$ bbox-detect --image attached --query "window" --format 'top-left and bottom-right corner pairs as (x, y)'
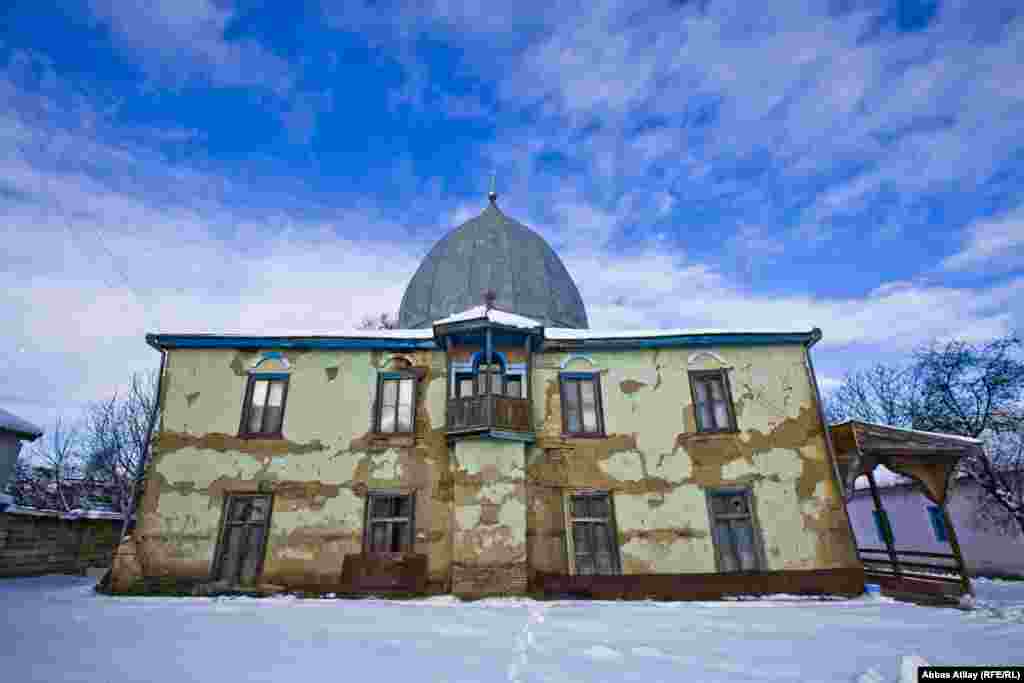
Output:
(364, 492), (415, 553)
(689, 370), (737, 433)
(455, 364), (522, 398)
(455, 373), (476, 398)
(505, 375), (523, 398)
(927, 505), (948, 543)
(239, 375), (289, 437)
(376, 374), (417, 433)
(706, 489), (764, 572)
(560, 373), (604, 436)
(213, 494), (273, 586)
(569, 492), (620, 575)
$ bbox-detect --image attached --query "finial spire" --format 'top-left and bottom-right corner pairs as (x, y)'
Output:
(483, 289), (497, 311)
(488, 170), (497, 203)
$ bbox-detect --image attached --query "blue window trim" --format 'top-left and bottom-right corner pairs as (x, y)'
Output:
(249, 372), (289, 380)
(560, 371), (600, 380)
(379, 371), (415, 380)
(927, 505), (949, 543)
(470, 350), (508, 371)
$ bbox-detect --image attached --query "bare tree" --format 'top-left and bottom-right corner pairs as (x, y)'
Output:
(826, 334), (1024, 536)
(357, 312), (400, 330)
(911, 336), (1024, 537)
(16, 416), (84, 512)
(81, 371), (158, 523)
(962, 427), (1024, 536)
(823, 363), (920, 427)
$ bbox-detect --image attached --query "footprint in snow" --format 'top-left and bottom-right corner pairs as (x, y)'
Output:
(582, 645), (623, 661)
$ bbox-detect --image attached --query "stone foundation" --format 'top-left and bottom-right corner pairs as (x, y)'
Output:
(452, 562), (528, 597)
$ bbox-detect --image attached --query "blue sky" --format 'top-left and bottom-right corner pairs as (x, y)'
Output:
(2, 0), (1023, 430)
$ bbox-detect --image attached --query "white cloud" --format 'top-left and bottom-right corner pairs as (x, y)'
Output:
(942, 208), (1024, 272)
(85, 0), (294, 93)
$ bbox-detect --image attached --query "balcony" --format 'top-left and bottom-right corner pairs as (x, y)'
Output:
(446, 395), (532, 435)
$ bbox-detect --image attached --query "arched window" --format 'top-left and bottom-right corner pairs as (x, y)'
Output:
(455, 353), (523, 398)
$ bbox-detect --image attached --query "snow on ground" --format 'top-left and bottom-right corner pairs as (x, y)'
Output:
(1, 576), (1021, 683)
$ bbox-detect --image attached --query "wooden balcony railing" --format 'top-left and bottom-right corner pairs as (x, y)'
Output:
(446, 395), (532, 434)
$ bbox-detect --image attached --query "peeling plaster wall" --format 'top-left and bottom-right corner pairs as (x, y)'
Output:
(132, 348), (453, 592)
(528, 345), (858, 576)
(120, 339), (857, 596)
(450, 439), (528, 595)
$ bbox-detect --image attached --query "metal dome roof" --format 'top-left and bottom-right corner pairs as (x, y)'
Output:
(398, 199), (589, 329)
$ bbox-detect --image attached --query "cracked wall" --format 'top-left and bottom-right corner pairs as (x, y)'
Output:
(527, 344), (858, 576)
(128, 347), (453, 592)
(118, 337), (858, 595)
(450, 439), (528, 595)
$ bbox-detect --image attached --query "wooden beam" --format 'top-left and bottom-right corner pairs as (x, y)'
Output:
(866, 467), (901, 578)
(525, 335), (533, 433)
(485, 327), (493, 428)
(941, 504), (973, 597)
(446, 337), (453, 401)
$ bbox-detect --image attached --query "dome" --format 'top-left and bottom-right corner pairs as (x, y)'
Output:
(399, 199), (589, 329)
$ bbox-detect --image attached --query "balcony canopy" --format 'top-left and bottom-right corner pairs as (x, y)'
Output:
(830, 420), (983, 505)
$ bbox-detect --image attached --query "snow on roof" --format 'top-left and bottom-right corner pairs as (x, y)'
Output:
(434, 306), (543, 329)
(3, 505), (126, 520)
(545, 328), (816, 340)
(153, 328), (435, 340)
(852, 465), (914, 490)
(0, 407), (43, 439)
(833, 420), (984, 445)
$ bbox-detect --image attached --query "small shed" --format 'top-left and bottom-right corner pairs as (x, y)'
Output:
(831, 420), (983, 602)
(0, 408), (44, 511)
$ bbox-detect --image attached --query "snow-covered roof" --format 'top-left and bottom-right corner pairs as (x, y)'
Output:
(545, 328), (818, 340)
(831, 420), (983, 445)
(0, 407), (43, 440)
(157, 328), (434, 340)
(434, 306), (543, 329)
(3, 505), (126, 520)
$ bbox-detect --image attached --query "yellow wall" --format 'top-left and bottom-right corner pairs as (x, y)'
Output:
(140, 347), (452, 591)
(124, 339), (857, 594)
(528, 344), (858, 575)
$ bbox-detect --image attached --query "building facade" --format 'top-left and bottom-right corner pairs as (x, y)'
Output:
(109, 198), (862, 598)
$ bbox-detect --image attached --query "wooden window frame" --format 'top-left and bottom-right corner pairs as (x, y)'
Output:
(559, 372), (606, 438)
(210, 492), (274, 584)
(565, 490), (621, 576)
(688, 369), (739, 434)
(454, 372), (476, 398)
(362, 490), (417, 555)
(704, 486), (767, 573)
(374, 371), (418, 434)
(238, 373), (290, 439)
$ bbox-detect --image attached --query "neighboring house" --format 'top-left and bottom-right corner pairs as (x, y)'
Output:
(109, 194), (863, 599)
(0, 408), (43, 511)
(846, 468), (1024, 579)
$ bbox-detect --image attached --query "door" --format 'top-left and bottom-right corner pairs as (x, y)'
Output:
(213, 494), (272, 585)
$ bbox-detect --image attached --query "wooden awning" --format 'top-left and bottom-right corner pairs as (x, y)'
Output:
(830, 421), (983, 505)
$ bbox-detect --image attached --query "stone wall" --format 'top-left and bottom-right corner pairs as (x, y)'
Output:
(0, 510), (122, 577)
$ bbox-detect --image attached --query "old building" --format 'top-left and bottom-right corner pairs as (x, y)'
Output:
(0, 408), (43, 512)
(109, 195), (863, 598)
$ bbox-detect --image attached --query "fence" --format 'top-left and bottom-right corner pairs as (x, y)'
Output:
(0, 507), (124, 577)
